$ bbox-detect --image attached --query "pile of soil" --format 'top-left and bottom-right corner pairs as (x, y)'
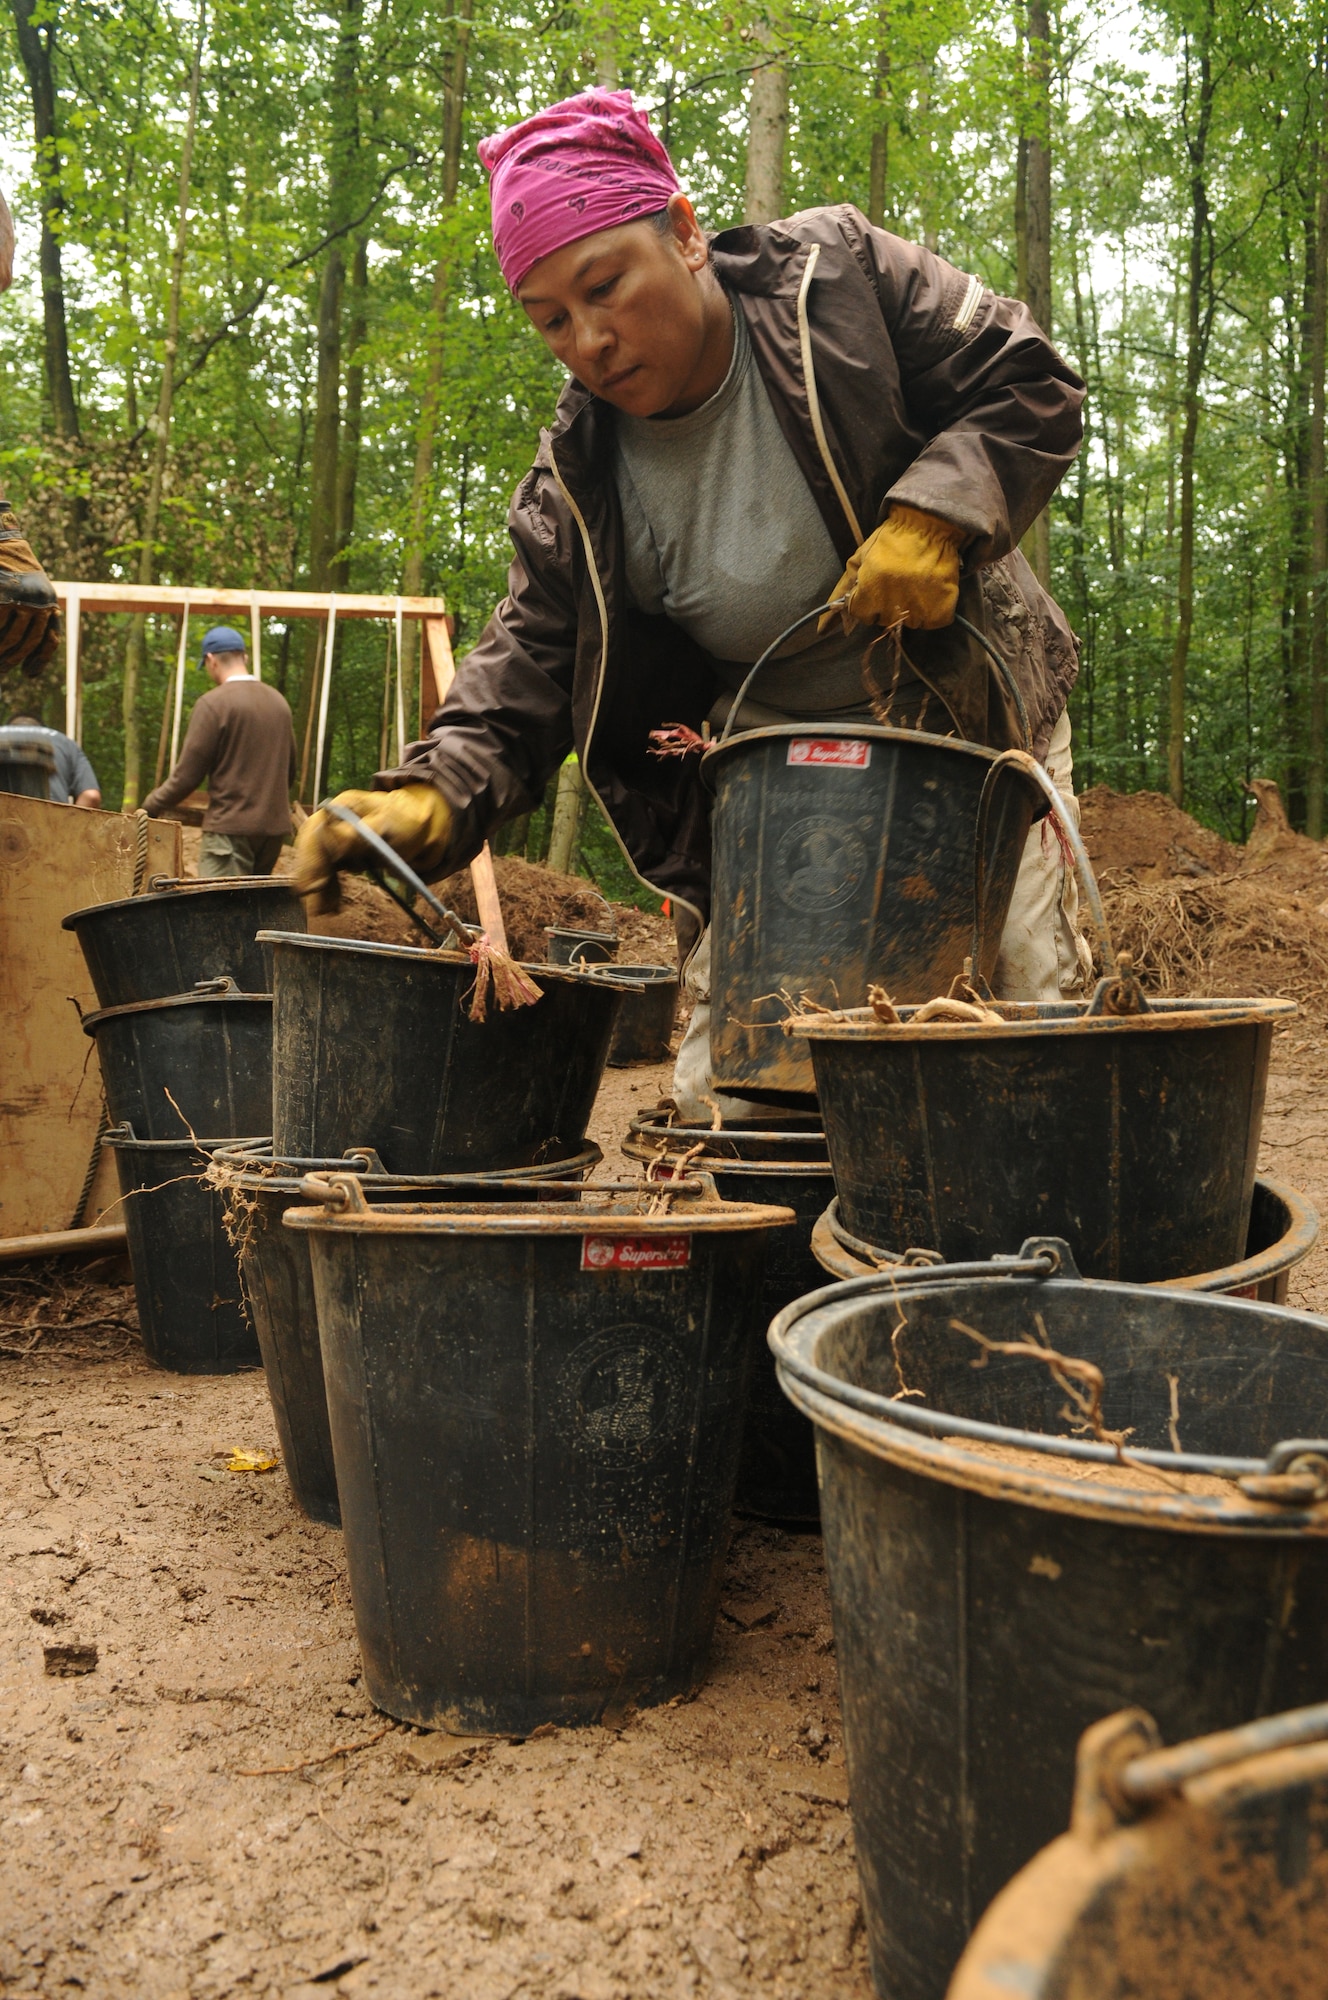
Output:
(1081, 783), (1328, 1026)
(183, 828), (676, 967)
(1077, 786), (1237, 880)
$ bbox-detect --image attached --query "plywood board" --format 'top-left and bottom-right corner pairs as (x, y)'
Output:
(0, 800), (179, 1239)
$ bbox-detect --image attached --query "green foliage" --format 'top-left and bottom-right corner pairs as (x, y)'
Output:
(0, 0), (1325, 848)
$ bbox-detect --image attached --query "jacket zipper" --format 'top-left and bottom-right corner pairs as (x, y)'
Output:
(548, 436), (704, 934)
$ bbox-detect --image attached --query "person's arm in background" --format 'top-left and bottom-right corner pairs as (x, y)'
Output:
(70, 740), (100, 809)
(142, 699), (220, 816)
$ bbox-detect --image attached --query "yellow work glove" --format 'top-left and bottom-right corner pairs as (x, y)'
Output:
(0, 504), (59, 675)
(292, 785), (454, 916)
(821, 503), (964, 635)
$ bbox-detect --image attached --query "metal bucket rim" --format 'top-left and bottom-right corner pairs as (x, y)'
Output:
(83, 989), (272, 1032)
(809, 1176), (1320, 1292)
(544, 924), (619, 942)
(593, 963), (677, 984)
(629, 1111), (824, 1141)
(623, 1136), (832, 1177)
(789, 995), (1297, 1042)
(769, 1272), (1328, 1533)
(211, 1139), (604, 1192)
(63, 877), (298, 927)
(256, 928), (632, 988)
(285, 1194), (798, 1235)
(105, 1133), (264, 1155)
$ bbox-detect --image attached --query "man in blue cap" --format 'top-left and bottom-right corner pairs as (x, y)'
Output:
(144, 626), (296, 877)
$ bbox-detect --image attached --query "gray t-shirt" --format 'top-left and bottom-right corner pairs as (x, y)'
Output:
(7, 723), (100, 802)
(613, 297), (874, 728)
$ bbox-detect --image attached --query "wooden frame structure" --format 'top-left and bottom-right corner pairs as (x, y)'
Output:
(51, 582), (457, 794)
(48, 580), (510, 950)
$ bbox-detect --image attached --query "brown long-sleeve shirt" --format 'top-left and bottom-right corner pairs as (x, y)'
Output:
(145, 676), (296, 835)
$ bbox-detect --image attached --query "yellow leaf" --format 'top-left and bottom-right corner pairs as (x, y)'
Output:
(225, 1448), (278, 1474)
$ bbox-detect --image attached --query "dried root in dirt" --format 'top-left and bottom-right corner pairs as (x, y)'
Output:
(1097, 872), (1328, 1022)
(0, 1264), (139, 1358)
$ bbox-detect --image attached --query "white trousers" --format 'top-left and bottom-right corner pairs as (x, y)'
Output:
(671, 710), (1089, 1119)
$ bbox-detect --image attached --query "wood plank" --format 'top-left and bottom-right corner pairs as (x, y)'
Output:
(420, 614), (455, 728)
(51, 582), (448, 621)
(0, 799), (179, 1238)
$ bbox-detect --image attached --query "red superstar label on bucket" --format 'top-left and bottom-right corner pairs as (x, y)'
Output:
(580, 1235), (692, 1273)
(787, 738), (872, 769)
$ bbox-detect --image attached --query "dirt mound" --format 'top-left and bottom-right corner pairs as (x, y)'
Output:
(1081, 780), (1328, 1023)
(1078, 786), (1236, 880)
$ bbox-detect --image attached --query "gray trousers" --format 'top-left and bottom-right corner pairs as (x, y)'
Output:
(197, 832), (285, 878)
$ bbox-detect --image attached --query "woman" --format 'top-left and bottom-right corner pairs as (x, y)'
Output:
(296, 89), (1090, 1111)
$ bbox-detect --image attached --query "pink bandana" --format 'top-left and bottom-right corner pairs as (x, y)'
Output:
(479, 89), (682, 294)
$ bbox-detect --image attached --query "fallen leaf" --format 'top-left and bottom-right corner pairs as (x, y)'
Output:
(225, 1449), (277, 1474)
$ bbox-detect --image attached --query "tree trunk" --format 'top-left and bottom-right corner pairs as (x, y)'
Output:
(299, 0), (363, 757)
(400, 0), (473, 709)
(868, 5), (890, 227)
(332, 234), (368, 593)
(1167, 21), (1215, 808)
(121, 4), (204, 810)
(1017, 0), (1053, 588)
(547, 757), (587, 875)
(592, 0), (618, 87)
(1307, 69), (1328, 836)
(743, 21), (788, 225)
(10, 0), (80, 444)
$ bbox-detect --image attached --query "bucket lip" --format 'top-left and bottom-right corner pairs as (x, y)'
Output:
(788, 994), (1297, 1042)
(62, 877), (301, 928)
(255, 928), (631, 988)
(768, 1272), (1328, 1534)
(630, 1110), (824, 1139)
(808, 1174), (1320, 1291)
(209, 1137), (604, 1192)
(284, 1192), (798, 1235)
(82, 987), (272, 1031)
(544, 923), (619, 942)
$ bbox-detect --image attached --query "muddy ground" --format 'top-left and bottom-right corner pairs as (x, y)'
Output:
(0, 1041), (868, 2000)
(5, 787), (1328, 1999)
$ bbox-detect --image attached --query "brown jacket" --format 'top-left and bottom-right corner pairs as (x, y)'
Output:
(379, 206), (1085, 928)
(145, 676), (296, 836)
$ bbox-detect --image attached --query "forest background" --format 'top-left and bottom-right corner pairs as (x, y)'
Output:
(1, 0), (1325, 899)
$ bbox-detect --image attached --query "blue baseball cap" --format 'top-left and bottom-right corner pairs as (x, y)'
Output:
(199, 624), (246, 663)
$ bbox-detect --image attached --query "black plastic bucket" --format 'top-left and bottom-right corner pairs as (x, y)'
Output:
(600, 965), (678, 1065)
(83, 979), (273, 1140)
(545, 925), (618, 966)
(949, 1701), (1328, 2000)
(702, 725), (1044, 1100)
(211, 1140), (602, 1528)
(770, 1243), (1328, 2000)
(64, 877), (304, 1007)
(812, 1173), (1320, 1305)
(794, 995), (1294, 1283)
(625, 1118), (832, 1520)
(263, 931), (627, 1173)
(106, 1127), (261, 1373)
(288, 1176), (794, 1732)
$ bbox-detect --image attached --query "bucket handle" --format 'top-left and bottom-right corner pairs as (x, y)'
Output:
(319, 799), (476, 953)
(716, 602), (1034, 751)
(967, 748), (1148, 1014)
